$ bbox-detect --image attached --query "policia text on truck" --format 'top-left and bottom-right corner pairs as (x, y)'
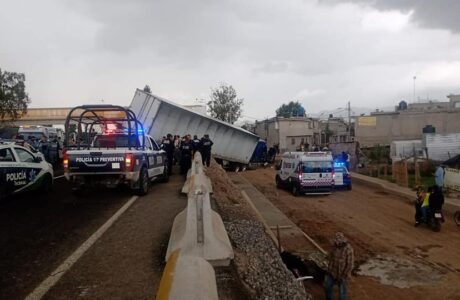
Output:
(63, 105), (169, 195)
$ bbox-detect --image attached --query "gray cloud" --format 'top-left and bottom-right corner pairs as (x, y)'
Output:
(321, 0), (460, 33)
(1, 0), (460, 120)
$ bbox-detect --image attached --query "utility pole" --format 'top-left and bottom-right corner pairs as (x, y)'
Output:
(347, 101), (351, 142)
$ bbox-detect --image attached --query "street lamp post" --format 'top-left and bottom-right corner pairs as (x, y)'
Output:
(413, 76), (416, 103)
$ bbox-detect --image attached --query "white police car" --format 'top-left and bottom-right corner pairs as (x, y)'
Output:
(0, 141), (53, 199)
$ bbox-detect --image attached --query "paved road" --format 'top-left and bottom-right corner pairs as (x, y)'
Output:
(0, 173), (186, 299)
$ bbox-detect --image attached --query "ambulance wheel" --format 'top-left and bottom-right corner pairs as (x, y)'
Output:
(276, 176), (282, 188)
(135, 168), (150, 196)
(291, 184), (300, 197)
(454, 211), (460, 226)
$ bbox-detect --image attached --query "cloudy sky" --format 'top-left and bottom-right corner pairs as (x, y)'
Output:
(1, 0), (460, 120)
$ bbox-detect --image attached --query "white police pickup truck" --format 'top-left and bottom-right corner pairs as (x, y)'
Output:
(63, 105), (169, 195)
(0, 141), (53, 199)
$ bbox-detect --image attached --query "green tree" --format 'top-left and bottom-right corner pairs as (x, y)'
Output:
(143, 85), (152, 93)
(0, 69), (30, 125)
(207, 84), (243, 124)
(275, 101), (304, 117)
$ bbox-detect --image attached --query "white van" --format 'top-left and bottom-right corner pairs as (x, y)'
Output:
(275, 151), (334, 196)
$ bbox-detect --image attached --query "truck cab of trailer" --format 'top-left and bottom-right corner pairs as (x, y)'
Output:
(276, 151), (334, 196)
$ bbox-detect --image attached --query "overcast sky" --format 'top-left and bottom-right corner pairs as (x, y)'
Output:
(1, 0), (460, 120)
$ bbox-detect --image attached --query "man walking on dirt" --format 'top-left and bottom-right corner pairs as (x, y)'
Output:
(324, 232), (354, 300)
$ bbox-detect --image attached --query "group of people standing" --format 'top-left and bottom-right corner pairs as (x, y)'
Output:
(161, 133), (213, 177)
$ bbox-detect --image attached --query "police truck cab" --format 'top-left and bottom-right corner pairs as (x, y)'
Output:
(276, 151), (334, 196)
(63, 105), (168, 195)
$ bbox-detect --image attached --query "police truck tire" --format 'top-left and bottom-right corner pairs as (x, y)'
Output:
(135, 168), (150, 196)
(160, 164), (169, 183)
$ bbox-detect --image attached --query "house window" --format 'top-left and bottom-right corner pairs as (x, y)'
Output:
(291, 138), (295, 145)
(301, 138), (305, 144)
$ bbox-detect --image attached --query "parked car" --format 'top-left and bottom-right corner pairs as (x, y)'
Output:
(333, 162), (352, 190)
(0, 141), (53, 199)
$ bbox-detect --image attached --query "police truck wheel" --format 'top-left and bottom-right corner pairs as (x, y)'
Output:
(136, 168), (150, 196)
(292, 184), (299, 197)
(160, 164), (169, 183)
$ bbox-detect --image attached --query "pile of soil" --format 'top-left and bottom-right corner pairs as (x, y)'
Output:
(205, 161), (310, 300)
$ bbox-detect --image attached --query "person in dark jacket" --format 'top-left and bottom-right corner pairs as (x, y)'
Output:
(192, 135), (201, 154)
(429, 185), (445, 214)
(161, 133), (175, 175)
(199, 134), (213, 167)
(180, 135), (194, 176)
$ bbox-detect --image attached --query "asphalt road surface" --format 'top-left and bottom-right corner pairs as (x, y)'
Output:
(0, 173), (186, 299)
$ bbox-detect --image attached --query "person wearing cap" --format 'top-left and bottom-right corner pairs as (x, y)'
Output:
(179, 134), (194, 176)
(192, 135), (201, 155)
(199, 134), (214, 167)
(324, 232), (354, 300)
(161, 133), (174, 175)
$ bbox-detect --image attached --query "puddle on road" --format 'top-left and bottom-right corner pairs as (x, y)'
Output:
(357, 255), (445, 288)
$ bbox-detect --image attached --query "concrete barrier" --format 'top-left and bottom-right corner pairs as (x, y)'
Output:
(166, 193), (233, 266)
(182, 152), (213, 194)
(167, 151), (233, 267)
(156, 249), (218, 300)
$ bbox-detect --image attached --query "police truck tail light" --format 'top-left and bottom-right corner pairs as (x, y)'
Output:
(125, 153), (134, 171)
(63, 152), (69, 171)
(297, 167), (302, 181)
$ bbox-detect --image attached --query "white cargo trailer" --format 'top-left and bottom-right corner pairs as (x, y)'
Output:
(129, 89), (259, 169)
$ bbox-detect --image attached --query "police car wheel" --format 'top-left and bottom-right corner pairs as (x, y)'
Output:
(136, 168), (150, 196)
(347, 184), (352, 191)
(40, 174), (53, 194)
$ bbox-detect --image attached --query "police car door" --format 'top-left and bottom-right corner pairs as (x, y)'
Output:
(10, 147), (44, 194)
(149, 137), (164, 176)
(143, 137), (156, 178)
